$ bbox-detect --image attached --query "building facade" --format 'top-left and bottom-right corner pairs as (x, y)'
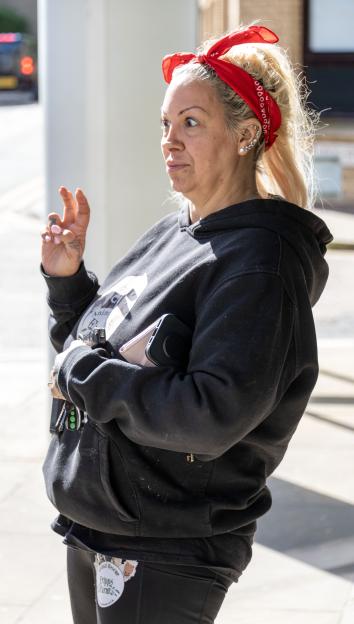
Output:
(198, 0), (354, 212)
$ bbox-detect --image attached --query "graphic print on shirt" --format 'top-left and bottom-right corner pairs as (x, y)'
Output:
(77, 274), (148, 342)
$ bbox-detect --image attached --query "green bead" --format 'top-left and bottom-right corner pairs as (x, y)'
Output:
(69, 415), (76, 423)
(69, 423), (76, 430)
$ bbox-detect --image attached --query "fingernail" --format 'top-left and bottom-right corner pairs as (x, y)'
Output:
(45, 235), (51, 242)
(54, 236), (61, 244)
(51, 224), (62, 234)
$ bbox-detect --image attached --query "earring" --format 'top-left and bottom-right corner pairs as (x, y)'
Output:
(240, 127), (262, 154)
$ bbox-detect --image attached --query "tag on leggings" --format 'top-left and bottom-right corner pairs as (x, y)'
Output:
(96, 560), (125, 608)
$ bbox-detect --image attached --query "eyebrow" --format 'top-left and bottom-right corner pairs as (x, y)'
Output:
(178, 106), (208, 115)
(160, 105), (209, 116)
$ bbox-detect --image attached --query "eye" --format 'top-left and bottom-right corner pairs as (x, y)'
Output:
(185, 117), (198, 128)
(160, 118), (170, 132)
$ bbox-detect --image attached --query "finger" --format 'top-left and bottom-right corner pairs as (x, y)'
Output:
(43, 222), (63, 245)
(51, 224), (62, 235)
(75, 188), (90, 229)
(41, 227), (52, 243)
(61, 228), (77, 245)
(48, 222), (63, 244)
(59, 186), (76, 225)
(48, 212), (63, 228)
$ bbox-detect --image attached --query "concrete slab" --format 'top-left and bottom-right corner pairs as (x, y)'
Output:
(221, 544), (353, 613)
(0, 462), (39, 502)
(341, 609), (354, 624)
(286, 536), (354, 578)
(0, 605), (28, 624)
(15, 573), (71, 624)
(274, 414), (354, 505)
(0, 464), (57, 535)
(317, 340), (354, 379)
(217, 608), (341, 624)
(339, 586), (354, 623)
(314, 209), (354, 247)
(0, 391), (48, 461)
(0, 533), (66, 606)
(313, 251), (354, 339)
(312, 371), (354, 398)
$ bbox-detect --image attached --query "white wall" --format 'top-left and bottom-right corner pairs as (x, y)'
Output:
(39, 0), (197, 281)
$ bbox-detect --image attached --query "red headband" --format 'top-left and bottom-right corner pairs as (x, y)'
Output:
(162, 26), (282, 150)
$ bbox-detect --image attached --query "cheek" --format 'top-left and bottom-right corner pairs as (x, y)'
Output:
(192, 134), (226, 172)
(190, 136), (216, 169)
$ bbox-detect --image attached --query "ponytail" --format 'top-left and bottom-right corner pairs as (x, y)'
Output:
(174, 22), (320, 210)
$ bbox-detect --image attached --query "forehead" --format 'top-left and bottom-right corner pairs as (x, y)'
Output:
(161, 75), (220, 114)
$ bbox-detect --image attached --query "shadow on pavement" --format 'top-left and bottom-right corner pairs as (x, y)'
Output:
(320, 368), (354, 385)
(310, 397), (354, 405)
(256, 476), (354, 582)
(306, 409), (354, 433)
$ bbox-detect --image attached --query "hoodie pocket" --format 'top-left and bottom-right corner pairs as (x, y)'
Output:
(42, 421), (140, 534)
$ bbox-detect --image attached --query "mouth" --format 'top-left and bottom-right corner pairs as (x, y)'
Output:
(166, 162), (189, 171)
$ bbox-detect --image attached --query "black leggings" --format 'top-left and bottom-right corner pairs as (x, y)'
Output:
(67, 546), (233, 624)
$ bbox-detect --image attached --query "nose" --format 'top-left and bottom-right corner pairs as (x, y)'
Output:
(161, 123), (184, 152)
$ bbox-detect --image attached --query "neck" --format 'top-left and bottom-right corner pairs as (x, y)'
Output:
(186, 158), (260, 223)
(188, 183), (260, 224)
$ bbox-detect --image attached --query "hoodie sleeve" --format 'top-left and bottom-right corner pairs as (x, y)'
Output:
(41, 261), (100, 353)
(56, 272), (295, 459)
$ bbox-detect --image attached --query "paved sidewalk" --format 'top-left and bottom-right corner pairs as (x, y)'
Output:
(0, 186), (353, 623)
(313, 206), (354, 249)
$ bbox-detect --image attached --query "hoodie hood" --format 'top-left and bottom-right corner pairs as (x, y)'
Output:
(178, 197), (333, 306)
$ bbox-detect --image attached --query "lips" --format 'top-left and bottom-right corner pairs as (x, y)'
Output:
(166, 161), (189, 170)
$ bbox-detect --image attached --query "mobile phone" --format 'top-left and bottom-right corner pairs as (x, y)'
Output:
(145, 314), (192, 368)
(119, 314), (192, 368)
(118, 319), (160, 367)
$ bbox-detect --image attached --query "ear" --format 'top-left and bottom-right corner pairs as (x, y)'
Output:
(238, 120), (262, 156)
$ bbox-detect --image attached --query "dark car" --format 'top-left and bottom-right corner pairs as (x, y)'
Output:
(0, 32), (38, 99)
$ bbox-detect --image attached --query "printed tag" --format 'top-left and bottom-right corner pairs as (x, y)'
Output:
(112, 557), (138, 582)
(96, 560), (125, 608)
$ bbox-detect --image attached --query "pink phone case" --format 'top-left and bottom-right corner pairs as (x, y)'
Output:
(118, 320), (159, 367)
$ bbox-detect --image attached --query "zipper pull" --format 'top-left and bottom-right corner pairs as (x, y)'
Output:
(186, 453), (195, 463)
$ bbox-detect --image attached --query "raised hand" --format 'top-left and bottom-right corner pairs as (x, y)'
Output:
(41, 186), (90, 277)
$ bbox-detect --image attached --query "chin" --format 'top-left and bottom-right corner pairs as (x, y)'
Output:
(169, 179), (193, 196)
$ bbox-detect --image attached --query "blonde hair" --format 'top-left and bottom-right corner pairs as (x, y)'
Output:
(173, 22), (320, 210)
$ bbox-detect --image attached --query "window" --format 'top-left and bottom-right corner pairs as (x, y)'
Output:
(309, 0), (354, 52)
(314, 156), (342, 198)
(304, 0), (354, 116)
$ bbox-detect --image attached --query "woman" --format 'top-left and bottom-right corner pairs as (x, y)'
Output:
(41, 24), (333, 624)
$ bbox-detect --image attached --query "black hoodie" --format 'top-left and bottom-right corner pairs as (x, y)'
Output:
(42, 197), (333, 581)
